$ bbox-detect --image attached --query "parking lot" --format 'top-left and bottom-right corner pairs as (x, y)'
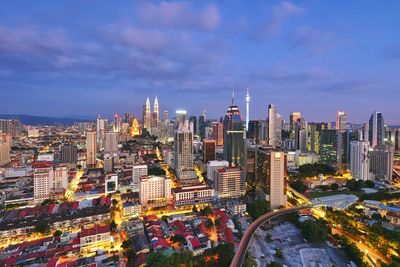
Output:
(247, 222), (348, 267)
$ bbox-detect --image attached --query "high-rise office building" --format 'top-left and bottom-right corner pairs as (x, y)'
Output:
(211, 122), (223, 146)
(203, 139), (216, 163)
(369, 147), (394, 181)
(206, 160), (229, 182)
(198, 112), (206, 139)
(0, 119), (22, 137)
(143, 97), (151, 130)
(319, 129), (338, 166)
(152, 96), (159, 128)
(163, 110), (169, 122)
(132, 165), (148, 192)
(113, 113), (122, 132)
(335, 111), (347, 131)
(189, 116), (197, 135)
(215, 166), (245, 199)
(350, 141), (370, 181)
(247, 120), (264, 144)
(245, 88), (250, 131)
(86, 131), (97, 167)
(0, 134), (11, 165)
(175, 110), (188, 128)
(61, 144), (78, 164)
(174, 120), (197, 184)
(246, 146), (287, 209)
(266, 104), (282, 148)
(368, 111), (385, 148)
(104, 132), (118, 154)
(96, 116), (108, 151)
(223, 96), (245, 167)
(290, 112), (302, 139)
(307, 122), (328, 154)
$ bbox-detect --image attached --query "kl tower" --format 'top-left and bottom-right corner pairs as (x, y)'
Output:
(245, 88), (250, 131)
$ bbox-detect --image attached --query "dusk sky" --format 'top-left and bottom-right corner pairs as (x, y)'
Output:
(1, 1), (400, 124)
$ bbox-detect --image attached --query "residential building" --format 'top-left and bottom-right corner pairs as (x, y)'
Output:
(350, 141), (370, 181)
(86, 131), (97, 167)
(369, 147), (394, 181)
(174, 120), (197, 184)
(132, 165), (148, 192)
(60, 144), (78, 164)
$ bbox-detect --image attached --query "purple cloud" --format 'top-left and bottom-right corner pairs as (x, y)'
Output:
(291, 26), (334, 53)
(139, 1), (220, 31)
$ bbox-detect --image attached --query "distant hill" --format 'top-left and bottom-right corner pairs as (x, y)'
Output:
(0, 114), (92, 125)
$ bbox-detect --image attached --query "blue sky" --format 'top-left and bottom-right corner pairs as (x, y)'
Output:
(1, 1), (400, 123)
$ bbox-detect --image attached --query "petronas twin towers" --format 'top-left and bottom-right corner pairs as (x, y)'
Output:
(143, 96), (159, 131)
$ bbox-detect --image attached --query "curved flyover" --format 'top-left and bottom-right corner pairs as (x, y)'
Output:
(230, 205), (312, 267)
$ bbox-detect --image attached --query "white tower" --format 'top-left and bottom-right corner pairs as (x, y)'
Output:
(245, 88), (250, 131)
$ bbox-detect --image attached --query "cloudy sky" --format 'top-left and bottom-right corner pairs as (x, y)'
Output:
(1, 1), (399, 123)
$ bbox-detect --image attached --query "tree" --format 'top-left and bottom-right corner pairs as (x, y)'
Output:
(247, 200), (270, 221)
(112, 199), (119, 206)
(200, 206), (213, 216)
(170, 234), (186, 246)
(266, 262), (282, 267)
(289, 179), (307, 193)
(299, 220), (327, 243)
(365, 180), (375, 188)
(53, 230), (62, 237)
(110, 220), (117, 232)
(331, 183), (339, 191)
(346, 179), (363, 191)
(206, 218), (214, 229)
(265, 233), (272, 242)
(34, 222), (50, 235)
(275, 248), (283, 258)
(41, 199), (57, 206)
(121, 239), (133, 250)
(192, 205), (198, 213)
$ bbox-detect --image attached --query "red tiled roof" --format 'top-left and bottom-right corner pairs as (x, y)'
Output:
(80, 224), (110, 238)
(189, 238), (201, 249)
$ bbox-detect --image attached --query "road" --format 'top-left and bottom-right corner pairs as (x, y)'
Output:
(229, 206), (312, 267)
(65, 169), (84, 201)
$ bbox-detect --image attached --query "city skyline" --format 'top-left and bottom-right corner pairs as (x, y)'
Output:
(1, 1), (400, 123)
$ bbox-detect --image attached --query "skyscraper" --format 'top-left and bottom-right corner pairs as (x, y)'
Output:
(0, 134), (11, 165)
(266, 104), (282, 148)
(113, 113), (121, 132)
(143, 97), (151, 130)
(104, 132), (118, 154)
(174, 120), (197, 184)
(152, 96), (159, 128)
(369, 147), (394, 181)
(335, 111), (347, 131)
(61, 144), (78, 164)
(223, 94), (245, 167)
(245, 88), (250, 131)
(96, 116), (108, 151)
(290, 112), (302, 139)
(198, 112), (206, 139)
(211, 122), (224, 146)
(189, 116), (197, 134)
(368, 111), (385, 148)
(350, 141), (370, 181)
(175, 110), (187, 128)
(86, 131), (97, 167)
(246, 146), (287, 209)
(203, 139), (216, 162)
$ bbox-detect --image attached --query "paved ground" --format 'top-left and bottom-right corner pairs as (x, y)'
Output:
(247, 222), (348, 267)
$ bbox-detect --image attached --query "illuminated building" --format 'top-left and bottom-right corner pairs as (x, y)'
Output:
(199, 112), (206, 139)
(33, 163), (68, 202)
(0, 119), (22, 137)
(132, 164), (148, 192)
(215, 166), (245, 199)
(189, 115), (197, 134)
(86, 131), (97, 167)
(139, 175), (171, 207)
(175, 110), (187, 128)
(152, 96), (159, 128)
(172, 185), (214, 208)
(336, 111), (347, 131)
(223, 92), (245, 167)
(143, 97), (151, 130)
(245, 88), (250, 131)
(113, 112), (122, 132)
(319, 129), (337, 166)
(369, 147), (394, 181)
(246, 146), (287, 209)
(267, 104), (282, 148)
(80, 225), (111, 254)
(211, 122), (223, 146)
(104, 132), (118, 154)
(131, 118), (141, 137)
(0, 134), (11, 165)
(96, 115), (108, 151)
(350, 141), (370, 181)
(206, 160), (229, 182)
(203, 139), (216, 162)
(290, 112), (302, 139)
(174, 120), (197, 184)
(61, 144), (78, 164)
(368, 111), (385, 148)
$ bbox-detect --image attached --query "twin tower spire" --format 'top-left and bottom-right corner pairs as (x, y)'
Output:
(144, 96), (159, 130)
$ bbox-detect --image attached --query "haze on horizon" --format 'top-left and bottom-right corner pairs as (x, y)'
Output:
(1, 1), (399, 124)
